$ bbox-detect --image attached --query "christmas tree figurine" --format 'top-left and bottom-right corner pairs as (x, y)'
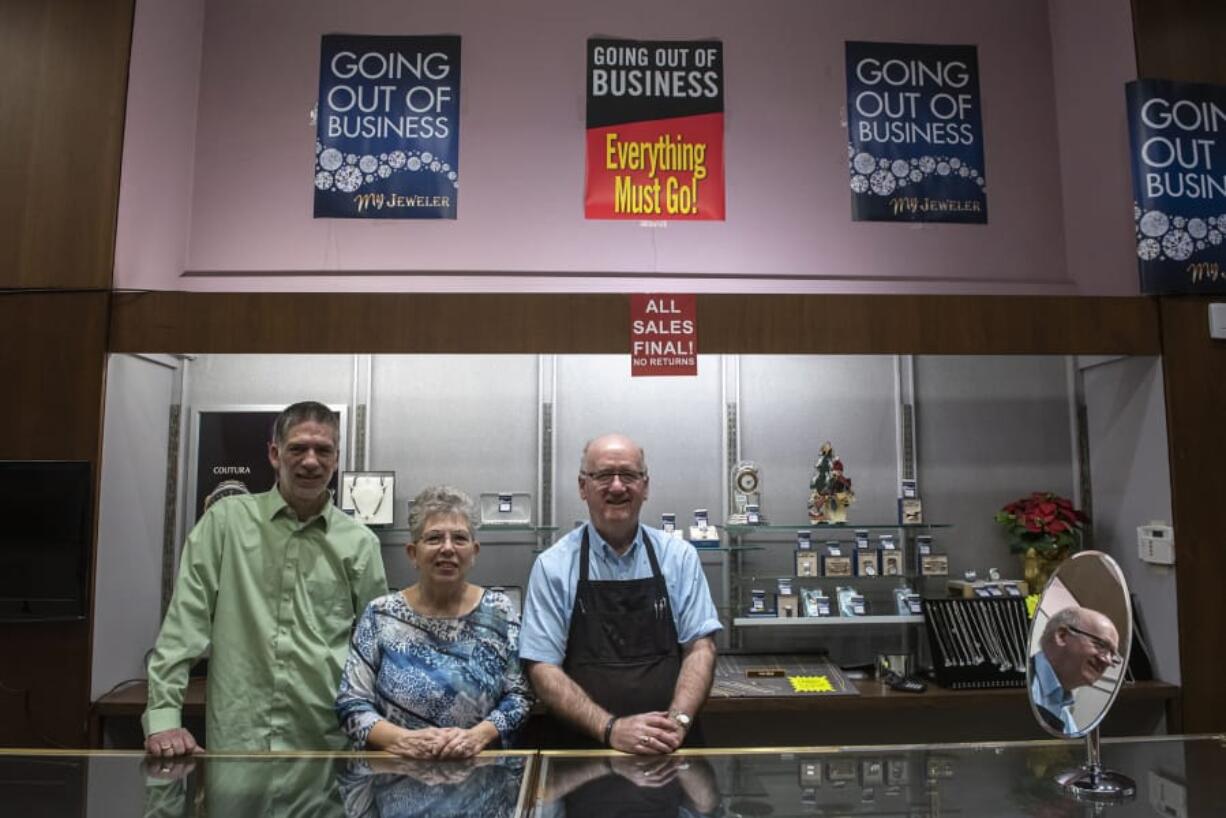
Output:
(808, 441), (855, 524)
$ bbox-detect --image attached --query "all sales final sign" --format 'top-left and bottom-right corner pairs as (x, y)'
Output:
(630, 295), (697, 377)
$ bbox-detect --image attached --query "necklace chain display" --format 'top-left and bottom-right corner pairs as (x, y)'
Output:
(349, 475), (389, 521)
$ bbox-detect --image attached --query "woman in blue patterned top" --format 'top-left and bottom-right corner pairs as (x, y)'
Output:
(336, 486), (533, 757)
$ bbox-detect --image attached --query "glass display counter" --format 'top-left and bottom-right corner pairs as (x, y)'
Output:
(3, 735), (1222, 817)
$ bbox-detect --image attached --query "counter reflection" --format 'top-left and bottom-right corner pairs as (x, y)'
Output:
(3, 736), (1219, 818)
(536, 755), (719, 818)
(532, 737), (1220, 818)
(134, 754), (529, 818)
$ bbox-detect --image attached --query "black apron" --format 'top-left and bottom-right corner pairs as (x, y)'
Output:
(554, 525), (698, 748)
(562, 770), (684, 818)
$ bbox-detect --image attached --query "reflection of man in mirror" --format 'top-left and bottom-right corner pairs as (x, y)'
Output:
(1031, 606), (1121, 733)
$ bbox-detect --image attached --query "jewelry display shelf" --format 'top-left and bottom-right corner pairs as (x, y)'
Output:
(723, 521), (951, 652)
(722, 522), (953, 536)
(694, 677), (1182, 744)
(375, 525), (560, 535)
(691, 544), (766, 554)
(375, 525), (560, 552)
(732, 614), (925, 627)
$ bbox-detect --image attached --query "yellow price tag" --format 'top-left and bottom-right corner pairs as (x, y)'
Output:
(1025, 594), (1040, 618)
(788, 675), (835, 693)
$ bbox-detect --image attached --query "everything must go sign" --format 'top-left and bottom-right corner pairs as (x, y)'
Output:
(585, 38), (725, 221)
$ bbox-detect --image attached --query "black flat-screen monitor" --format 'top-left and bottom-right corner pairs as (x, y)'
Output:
(0, 461), (92, 622)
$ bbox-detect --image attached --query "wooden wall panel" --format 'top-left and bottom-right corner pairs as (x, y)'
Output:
(0, 0), (132, 289)
(0, 291), (109, 747)
(110, 292), (628, 353)
(697, 295), (1158, 354)
(0, 293), (109, 457)
(1158, 298), (1226, 733)
(1133, 0), (1226, 84)
(110, 292), (1161, 355)
(1133, 0), (1226, 734)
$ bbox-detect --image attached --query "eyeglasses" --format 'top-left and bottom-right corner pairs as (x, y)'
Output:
(1065, 625), (1123, 666)
(581, 469), (647, 487)
(419, 530), (474, 548)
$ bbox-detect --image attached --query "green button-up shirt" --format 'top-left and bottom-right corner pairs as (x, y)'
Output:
(142, 488), (388, 750)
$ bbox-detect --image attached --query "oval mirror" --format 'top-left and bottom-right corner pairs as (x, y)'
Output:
(1026, 550), (1131, 738)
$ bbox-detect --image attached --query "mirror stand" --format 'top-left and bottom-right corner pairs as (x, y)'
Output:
(1054, 729), (1135, 801)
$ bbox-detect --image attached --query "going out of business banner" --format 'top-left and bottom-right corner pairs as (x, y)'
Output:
(1127, 78), (1226, 293)
(585, 38), (725, 220)
(313, 34), (460, 219)
(845, 41), (987, 223)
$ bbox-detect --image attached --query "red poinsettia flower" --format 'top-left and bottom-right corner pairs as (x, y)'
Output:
(994, 491), (1087, 556)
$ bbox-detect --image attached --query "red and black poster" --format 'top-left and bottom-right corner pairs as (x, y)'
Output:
(585, 39), (725, 220)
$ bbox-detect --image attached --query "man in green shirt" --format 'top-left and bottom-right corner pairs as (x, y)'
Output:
(143, 401), (388, 755)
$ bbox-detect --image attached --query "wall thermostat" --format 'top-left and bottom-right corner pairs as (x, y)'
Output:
(1137, 521), (1174, 565)
(1209, 302), (1226, 340)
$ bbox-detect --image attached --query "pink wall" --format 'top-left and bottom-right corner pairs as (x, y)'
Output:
(113, 0), (205, 288)
(115, 0), (1139, 294)
(1047, 0), (1138, 295)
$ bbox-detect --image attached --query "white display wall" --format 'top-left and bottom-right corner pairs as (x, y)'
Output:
(93, 352), (1177, 697)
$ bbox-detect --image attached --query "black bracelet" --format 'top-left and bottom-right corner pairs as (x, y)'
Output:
(602, 716), (618, 747)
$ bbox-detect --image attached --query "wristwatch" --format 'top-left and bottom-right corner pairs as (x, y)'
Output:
(670, 711), (692, 730)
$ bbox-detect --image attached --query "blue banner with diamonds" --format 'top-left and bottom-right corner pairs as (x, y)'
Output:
(845, 41), (986, 223)
(1127, 79), (1226, 293)
(313, 34), (459, 219)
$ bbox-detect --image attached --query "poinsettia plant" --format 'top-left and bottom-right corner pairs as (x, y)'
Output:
(995, 492), (1088, 556)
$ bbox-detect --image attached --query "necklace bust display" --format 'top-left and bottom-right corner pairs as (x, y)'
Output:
(343, 472), (395, 525)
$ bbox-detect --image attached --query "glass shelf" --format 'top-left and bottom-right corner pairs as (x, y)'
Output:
(743, 574), (918, 583)
(732, 614), (925, 627)
(375, 524), (558, 540)
(722, 522), (951, 535)
(477, 524), (559, 533)
(370, 527), (559, 534)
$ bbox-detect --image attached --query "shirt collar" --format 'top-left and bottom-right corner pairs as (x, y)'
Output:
(263, 487), (333, 532)
(588, 523), (643, 561)
(1033, 650), (1074, 709)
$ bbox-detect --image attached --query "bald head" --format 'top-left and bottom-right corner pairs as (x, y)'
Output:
(580, 434), (646, 474)
(1041, 606), (1120, 691)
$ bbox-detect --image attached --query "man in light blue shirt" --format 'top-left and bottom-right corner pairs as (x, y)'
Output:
(521, 433), (722, 754)
(1029, 606), (1121, 735)
(1030, 648), (1077, 733)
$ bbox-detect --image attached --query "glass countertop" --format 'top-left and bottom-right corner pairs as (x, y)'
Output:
(534, 736), (1225, 817)
(3, 735), (1222, 817)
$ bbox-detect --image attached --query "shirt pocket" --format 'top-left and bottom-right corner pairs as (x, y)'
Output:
(304, 571), (352, 632)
